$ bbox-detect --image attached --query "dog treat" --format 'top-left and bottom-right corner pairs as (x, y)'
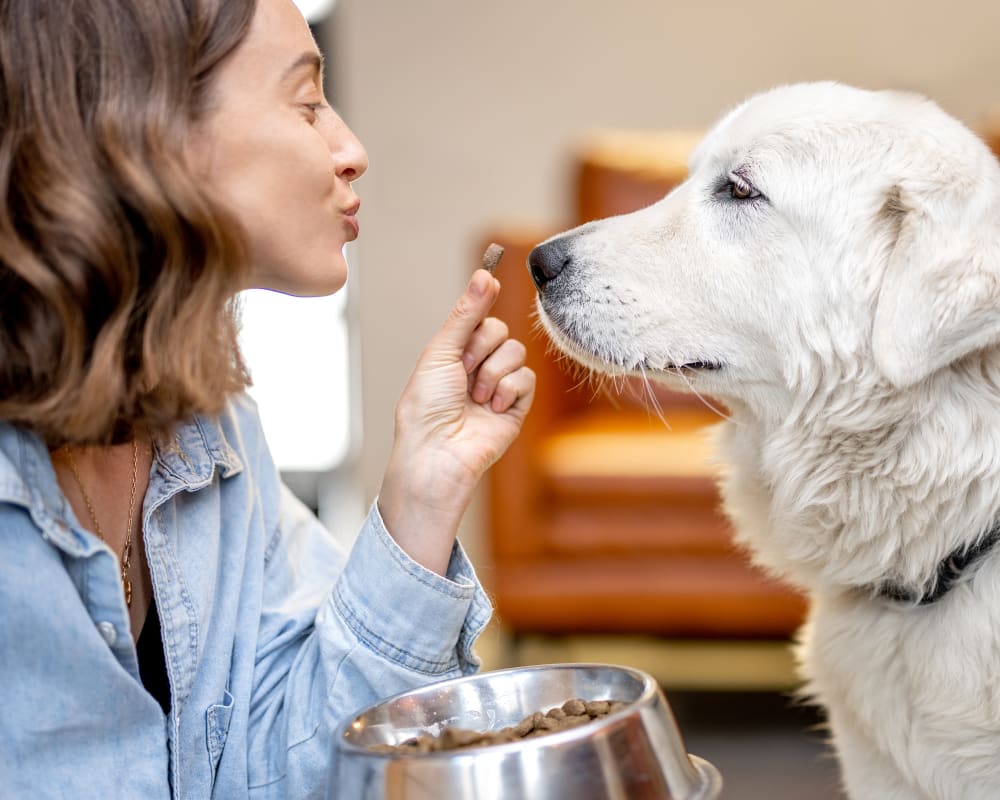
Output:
(369, 698), (629, 754)
(481, 243), (505, 275)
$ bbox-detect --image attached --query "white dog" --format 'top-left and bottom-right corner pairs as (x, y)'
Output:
(529, 82), (1000, 799)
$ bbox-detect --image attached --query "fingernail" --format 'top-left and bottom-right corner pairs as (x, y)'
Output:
(461, 352), (474, 371)
(470, 272), (487, 298)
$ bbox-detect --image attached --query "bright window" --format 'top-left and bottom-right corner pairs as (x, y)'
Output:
(238, 287), (352, 473)
(293, 0), (336, 23)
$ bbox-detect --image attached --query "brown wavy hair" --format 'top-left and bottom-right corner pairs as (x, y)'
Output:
(0, 0), (257, 445)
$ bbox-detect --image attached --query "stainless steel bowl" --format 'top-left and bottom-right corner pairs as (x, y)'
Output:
(331, 663), (722, 799)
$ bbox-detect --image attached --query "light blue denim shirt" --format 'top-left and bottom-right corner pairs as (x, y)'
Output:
(0, 394), (493, 799)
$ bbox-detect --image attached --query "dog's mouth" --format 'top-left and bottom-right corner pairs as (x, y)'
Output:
(657, 360), (723, 371)
(538, 308), (724, 376)
(635, 355), (725, 373)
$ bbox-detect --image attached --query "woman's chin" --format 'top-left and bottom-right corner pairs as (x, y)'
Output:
(250, 256), (349, 297)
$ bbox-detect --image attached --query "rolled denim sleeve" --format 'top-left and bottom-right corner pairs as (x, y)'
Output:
(249, 488), (492, 799)
(330, 501), (491, 676)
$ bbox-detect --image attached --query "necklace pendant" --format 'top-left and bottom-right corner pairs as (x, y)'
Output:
(123, 572), (132, 607)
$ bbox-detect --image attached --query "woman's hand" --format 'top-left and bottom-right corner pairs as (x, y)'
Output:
(378, 268), (535, 574)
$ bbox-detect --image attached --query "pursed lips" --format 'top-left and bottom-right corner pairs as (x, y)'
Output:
(341, 198), (360, 238)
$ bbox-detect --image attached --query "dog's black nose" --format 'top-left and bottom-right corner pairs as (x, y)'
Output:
(528, 238), (571, 290)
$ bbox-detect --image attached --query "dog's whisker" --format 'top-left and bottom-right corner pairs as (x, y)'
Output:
(673, 366), (737, 424)
(637, 366), (671, 429)
(593, 374), (615, 405)
(568, 369), (594, 395)
(594, 369), (629, 408)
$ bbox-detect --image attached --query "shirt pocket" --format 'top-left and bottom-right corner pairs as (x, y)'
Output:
(206, 690), (235, 778)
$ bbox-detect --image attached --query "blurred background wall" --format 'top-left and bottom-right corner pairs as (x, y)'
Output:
(325, 0), (1000, 564)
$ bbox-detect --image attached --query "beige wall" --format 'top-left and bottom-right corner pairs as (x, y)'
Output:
(326, 0), (1000, 561)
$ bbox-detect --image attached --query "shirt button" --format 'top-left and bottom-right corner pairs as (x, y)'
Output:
(96, 621), (118, 647)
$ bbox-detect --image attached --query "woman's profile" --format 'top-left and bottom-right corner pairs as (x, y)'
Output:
(0, 0), (535, 796)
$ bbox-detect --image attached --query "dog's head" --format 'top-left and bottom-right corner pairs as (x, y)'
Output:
(531, 82), (1000, 419)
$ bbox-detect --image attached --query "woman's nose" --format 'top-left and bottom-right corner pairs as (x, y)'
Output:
(327, 115), (368, 182)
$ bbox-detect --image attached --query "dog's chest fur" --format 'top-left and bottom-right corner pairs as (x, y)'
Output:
(715, 358), (1000, 595)
(714, 355), (1000, 797)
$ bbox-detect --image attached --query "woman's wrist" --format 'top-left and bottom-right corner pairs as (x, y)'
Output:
(377, 448), (477, 576)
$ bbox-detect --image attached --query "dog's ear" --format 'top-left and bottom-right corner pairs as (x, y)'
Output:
(871, 180), (1000, 388)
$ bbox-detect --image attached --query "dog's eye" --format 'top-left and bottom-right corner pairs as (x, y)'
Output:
(728, 176), (761, 201)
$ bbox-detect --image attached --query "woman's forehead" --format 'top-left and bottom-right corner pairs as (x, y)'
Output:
(232, 0), (321, 86)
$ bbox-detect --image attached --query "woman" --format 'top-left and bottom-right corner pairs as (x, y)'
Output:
(0, 0), (535, 797)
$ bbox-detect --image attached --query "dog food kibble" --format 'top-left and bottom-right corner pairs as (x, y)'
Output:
(369, 698), (629, 754)
(481, 243), (505, 275)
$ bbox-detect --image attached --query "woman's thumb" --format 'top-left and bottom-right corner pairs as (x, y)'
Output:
(430, 269), (499, 355)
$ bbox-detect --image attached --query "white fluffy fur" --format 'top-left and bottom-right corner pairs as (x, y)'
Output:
(534, 82), (1000, 799)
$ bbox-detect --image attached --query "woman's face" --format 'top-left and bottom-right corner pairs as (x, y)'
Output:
(189, 0), (368, 296)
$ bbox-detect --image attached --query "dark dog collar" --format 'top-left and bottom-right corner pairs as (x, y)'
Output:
(877, 523), (1000, 605)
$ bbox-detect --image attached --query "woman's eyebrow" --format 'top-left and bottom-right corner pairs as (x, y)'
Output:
(281, 51), (324, 84)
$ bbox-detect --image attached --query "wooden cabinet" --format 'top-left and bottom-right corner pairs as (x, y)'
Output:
(483, 132), (806, 638)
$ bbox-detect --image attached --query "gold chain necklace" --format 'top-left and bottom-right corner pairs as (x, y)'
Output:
(62, 439), (140, 608)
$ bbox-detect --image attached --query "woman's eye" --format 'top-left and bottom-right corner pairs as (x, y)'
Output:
(301, 101), (328, 120)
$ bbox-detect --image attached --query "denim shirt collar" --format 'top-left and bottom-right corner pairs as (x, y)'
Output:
(0, 414), (243, 558)
(156, 415), (244, 486)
